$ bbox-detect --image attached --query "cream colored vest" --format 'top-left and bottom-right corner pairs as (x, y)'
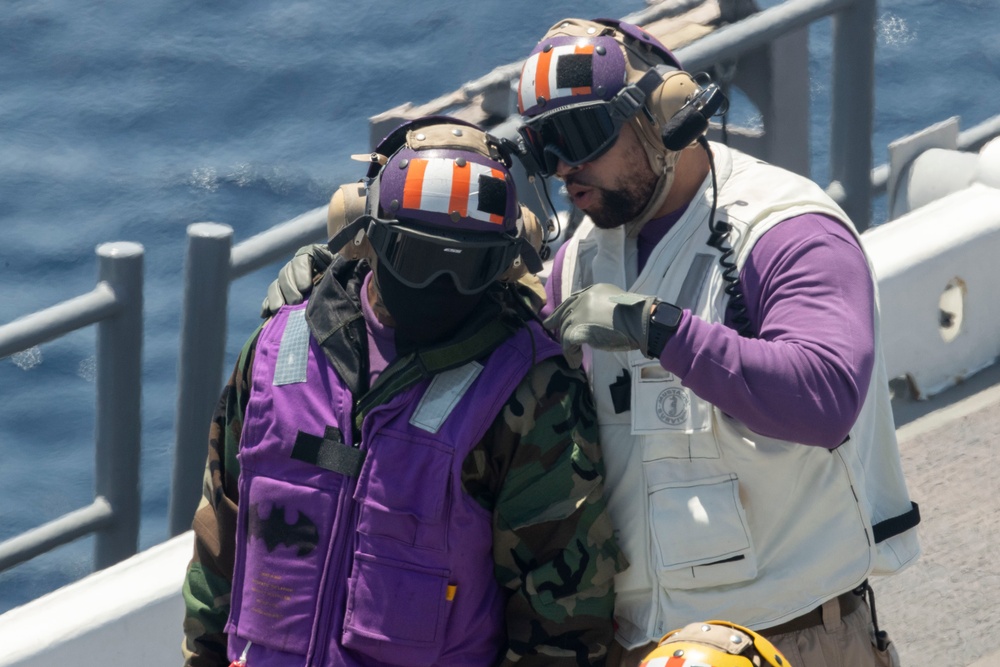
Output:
(558, 144), (919, 647)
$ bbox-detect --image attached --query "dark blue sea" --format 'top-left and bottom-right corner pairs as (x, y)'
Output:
(1, 0), (997, 614)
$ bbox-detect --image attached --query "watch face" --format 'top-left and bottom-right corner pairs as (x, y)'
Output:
(653, 303), (683, 329)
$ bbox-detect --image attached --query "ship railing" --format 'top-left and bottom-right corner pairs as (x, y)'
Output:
(167, 209), (328, 536)
(0, 243), (144, 573)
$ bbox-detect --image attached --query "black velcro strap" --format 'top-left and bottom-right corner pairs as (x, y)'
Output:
(872, 501), (920, 543)
(477, 174), (508, 217)
(555, 53), (594, 89)
(291, 426), (365, 477)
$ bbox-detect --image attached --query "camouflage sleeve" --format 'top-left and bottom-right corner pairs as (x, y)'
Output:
(464, 354), (628, 667)
(181, 329), (260, 667)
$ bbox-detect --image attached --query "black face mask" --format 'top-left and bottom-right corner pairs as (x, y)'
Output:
(375, 262), (486, 347)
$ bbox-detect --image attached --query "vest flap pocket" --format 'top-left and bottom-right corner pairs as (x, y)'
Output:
(229, 475), (335, 655)
(342, 552), (451, 666)
(358, 432), (452, 523)
(629, 356), (713, 442)
(648, 474), (758, 590)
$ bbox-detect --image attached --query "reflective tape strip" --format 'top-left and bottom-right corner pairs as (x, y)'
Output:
(273, 308), (310, 385)
(448, 157), (472, 219)
(518, 44), (594, 110)
(676, 253), (715, 311)
(409, 361), (483, 434)
(402, 155), (429, 211)
(402, 158), (504, 225)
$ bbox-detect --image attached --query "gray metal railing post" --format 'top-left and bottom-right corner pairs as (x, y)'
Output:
(94, 242), (144, 569)
(169, 223), (234, 536)
(830, 0), (876, 230)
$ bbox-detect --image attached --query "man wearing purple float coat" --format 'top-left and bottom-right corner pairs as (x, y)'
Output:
(518, 17), (920, 667)
(181, 118), (626, 667)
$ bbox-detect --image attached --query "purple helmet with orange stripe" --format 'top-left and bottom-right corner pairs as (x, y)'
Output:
(374, 123), (518, 236)
(341, 117), (540, 295)
(515, 18), (714, 229)
(517, 18), (682, 119)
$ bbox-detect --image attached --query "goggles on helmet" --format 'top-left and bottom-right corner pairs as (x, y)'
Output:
(365, 215), (520, 295)
(519, 68), (662, 177)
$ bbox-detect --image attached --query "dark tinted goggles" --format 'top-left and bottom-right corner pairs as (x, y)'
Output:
(365, 216), (520, 295)
(521, 102), (627, 177)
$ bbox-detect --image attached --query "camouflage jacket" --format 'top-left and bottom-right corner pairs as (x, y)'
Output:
(182, 259), (626, 667)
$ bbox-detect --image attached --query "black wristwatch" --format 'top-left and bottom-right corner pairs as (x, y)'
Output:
(646, 300), (683, 358)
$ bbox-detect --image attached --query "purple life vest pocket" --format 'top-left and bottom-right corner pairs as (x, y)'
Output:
(353, 431), (453, 552)
(228, 474), (338, 656)
(342, 550), (453, 666)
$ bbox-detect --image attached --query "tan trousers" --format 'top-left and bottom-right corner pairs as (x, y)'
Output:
(606, 599), (901, 667)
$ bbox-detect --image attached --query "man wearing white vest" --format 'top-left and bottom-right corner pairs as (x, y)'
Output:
(517, 17), (921, 667)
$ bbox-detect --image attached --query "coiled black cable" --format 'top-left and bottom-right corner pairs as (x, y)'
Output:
(698, 134), (752, 337)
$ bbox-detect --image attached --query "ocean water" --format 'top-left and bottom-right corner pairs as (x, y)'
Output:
(0, 0), (997, 614)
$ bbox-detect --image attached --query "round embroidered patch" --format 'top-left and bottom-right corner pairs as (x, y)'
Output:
(655, 387), (689, 426)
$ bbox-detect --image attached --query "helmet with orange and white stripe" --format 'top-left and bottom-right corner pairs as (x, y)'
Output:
(373, 120), (519, 236)
(639, 621), (792, 667)
(343, 117), (540, 295)
(516, 18), (715, 231)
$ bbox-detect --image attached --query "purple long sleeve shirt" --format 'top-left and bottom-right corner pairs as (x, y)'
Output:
(545, 211), (875, 448)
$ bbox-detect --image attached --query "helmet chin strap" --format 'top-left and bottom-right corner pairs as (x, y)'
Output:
(624, 114), (681, 237)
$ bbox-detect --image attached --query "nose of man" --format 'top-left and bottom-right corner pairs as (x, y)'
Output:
(554, 158), (583, 180)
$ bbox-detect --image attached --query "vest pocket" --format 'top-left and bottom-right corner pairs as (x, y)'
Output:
(629, 357), (718, 460)
(229, 474), (336, 656)
(648, 474), (758, 590)
(342, 551), (452, 666)
(355, 431), (452, 551)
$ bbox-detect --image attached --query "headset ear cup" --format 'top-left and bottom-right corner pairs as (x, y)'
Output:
(661, 105), (711, 151)
(648, 71), (704, 150)
(327, 182), (375, 263)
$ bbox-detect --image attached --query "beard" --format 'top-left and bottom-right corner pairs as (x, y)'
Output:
(565, 153), (658, 230)
(585, 178), (656, 229)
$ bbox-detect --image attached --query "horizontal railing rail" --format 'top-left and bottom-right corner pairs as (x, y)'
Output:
(0, 242), (144, 573)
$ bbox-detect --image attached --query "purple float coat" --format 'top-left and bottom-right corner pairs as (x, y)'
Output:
(225, 302), (561, 666)
(546, 211), (875, 448)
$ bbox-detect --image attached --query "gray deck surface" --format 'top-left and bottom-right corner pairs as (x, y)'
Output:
(878, 364), (1000, 666)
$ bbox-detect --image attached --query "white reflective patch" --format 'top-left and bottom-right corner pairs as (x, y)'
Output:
(416, 157), (456, 215)
(273, 309), (310, 385)
(518, 52), (542, 109)
(410, 361), (483, 433)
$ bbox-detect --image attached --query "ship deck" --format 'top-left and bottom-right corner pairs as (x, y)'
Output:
(882, 363), (1000, 666)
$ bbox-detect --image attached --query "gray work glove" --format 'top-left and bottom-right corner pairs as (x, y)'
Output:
(542, 283), (656, 368)
(260, 243), (335, 318)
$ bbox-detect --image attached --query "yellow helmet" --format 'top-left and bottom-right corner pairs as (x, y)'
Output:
(639, 621), (791, 667)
